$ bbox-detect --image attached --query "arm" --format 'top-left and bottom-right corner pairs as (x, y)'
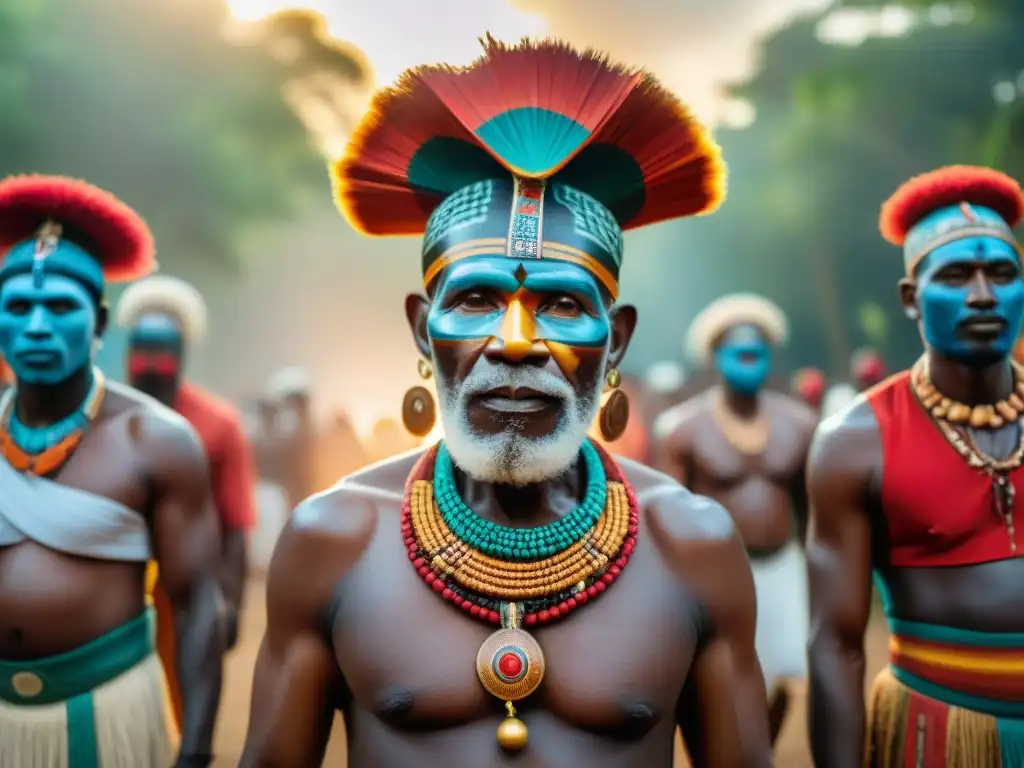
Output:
(653, 495), (771, 767)
(240, 496), (376, 767)
(805, 406), (876, 768)
(213, 414), (258, 646)
(146, 415), (224, 766)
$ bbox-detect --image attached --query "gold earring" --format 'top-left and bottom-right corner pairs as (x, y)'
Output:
(598, 368), (629, 443)
(402, 358), (437, 437)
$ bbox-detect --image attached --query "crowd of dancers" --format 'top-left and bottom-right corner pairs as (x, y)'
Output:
(0, 34), (1021, 768)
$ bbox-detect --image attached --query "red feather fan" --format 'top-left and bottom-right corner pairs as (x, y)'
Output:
(880, 165), (1024, 246)
(0, 175), (154, 282)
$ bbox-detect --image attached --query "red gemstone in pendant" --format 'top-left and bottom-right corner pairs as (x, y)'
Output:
(492, 645), (528, 683)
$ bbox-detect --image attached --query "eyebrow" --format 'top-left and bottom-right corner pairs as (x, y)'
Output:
(521, 271), (603, 305)
(438, 266), (522, 297)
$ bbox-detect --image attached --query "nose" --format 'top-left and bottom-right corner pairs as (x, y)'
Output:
(24, 306), (52, 340)
(966, 270), (997, 310)
(484, 296), (550, 364)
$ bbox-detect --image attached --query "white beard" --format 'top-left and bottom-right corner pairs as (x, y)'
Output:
(437, 361), (602, 486)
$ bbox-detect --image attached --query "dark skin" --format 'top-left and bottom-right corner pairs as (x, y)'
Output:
(653, 326), (817, 553)
(241, 277), (771, 767)
(0, 325), (223, 764)
(127, 310), (247, 647)
(806, 249), (1024, 767)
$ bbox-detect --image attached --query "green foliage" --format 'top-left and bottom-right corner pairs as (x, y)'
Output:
(705, 3), (1024, 374)
(0, 0), (330, 270)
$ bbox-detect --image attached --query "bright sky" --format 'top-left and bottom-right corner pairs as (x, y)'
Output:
(224, 0), (836, 125)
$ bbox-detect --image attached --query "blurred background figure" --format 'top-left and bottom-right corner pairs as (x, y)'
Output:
(790, 366), (827, 414)
(851, 346), (887, 390)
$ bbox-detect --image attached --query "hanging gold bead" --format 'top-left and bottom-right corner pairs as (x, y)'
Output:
(497, 702), (528, 751)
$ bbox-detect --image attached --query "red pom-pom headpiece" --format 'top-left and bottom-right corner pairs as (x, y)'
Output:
(879, 165), (1023, 246)
(0, 175), (154, 283)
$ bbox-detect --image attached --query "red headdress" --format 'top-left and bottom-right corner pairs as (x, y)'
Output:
(0, 175), (155, 286)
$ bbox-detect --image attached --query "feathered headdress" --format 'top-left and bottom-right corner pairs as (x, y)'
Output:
(880, 165), (1023, 276)
(686, 292), (788, 365)
(116, 275), (208, 343)
(332, 35), (726, 299)
(0, 175), (154, 297)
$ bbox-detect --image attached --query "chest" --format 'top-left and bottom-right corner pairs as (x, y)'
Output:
(333, 525), (699, 738)
(689, 419), (802, 487)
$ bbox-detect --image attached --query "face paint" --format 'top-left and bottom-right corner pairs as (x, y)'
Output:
(914, 236), (1024, 365)
(713, 324), (772, 396)
(0, 273), (96, 385)
(426, 257), (612, 484)
(127, 312), (183, 404)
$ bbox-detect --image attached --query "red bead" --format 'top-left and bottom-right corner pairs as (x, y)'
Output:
(586, 585), (598, 598)
(408, 543), (419, 555)
(424, 572), (437, 585)
(538, 609), (551, 623)
(470, 604), (481, 616)
(577, 591), (588, 604)
(407, 550), (417, 561)
(558, 601), (571, 615)
(498, 652), (523, 678)
(549, 606), (561, 619)
(453, 595), (464, 607)
(595, 580), (607, 592)
(566, 597), (577, 609)
(442, 588), (454, 601)
(609, 565), (621, 577)
(461, 600), (473, 612)
(616, 556), (627, 568)
(524, 613), (537, 626)
(622, 542), (635, 556)
(413, 558), (426, 569)
(417, 566), (431, 578)
(487, 610), (500, 624)
(431, 578), (445, 592)
(602, 573), (615, 585)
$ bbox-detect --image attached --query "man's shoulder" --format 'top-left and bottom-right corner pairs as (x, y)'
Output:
(651, 390), (713, 443)
(104, 381), (206, 467)
(763, 388), (818, 435)
(272, 449), (426, 579)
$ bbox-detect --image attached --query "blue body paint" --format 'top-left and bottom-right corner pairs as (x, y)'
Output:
(915, 235), (1024, 364)
(427, 257), (610, 347)
(714, 324), (772, 396)
(0, 273), (96, 385)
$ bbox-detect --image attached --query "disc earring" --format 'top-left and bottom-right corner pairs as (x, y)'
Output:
(598, 368), (629, 442)
(402, 358), (437, 437)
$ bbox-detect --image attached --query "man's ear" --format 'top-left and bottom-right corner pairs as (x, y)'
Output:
(897, 278), (920, 320)
(405, 293), (431, 358)
(607, 304), (638, 370)
(95, 302), (109, 338)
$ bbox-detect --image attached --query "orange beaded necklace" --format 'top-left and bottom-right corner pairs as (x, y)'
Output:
(0, 367), (106, 476)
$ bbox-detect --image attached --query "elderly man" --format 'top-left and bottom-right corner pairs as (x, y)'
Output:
(117, 274), (256, 730)
(807, 166), (1024, 765)
(241, 37), (771, 768)
(653, 293), (817, 747)
(0, 176), (222, 767)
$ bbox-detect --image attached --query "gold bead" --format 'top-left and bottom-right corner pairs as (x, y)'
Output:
(948, 403), (971, 423)
(605, 368), (621, 390)
(497, 716), (528, 751)
(969, 405), (993, 429)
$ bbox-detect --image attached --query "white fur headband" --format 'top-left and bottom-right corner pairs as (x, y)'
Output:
(686, 293), (789, 365)
(115, 275), (208, 344)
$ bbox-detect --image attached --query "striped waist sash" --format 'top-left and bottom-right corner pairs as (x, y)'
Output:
(888, 617), (1024, 719)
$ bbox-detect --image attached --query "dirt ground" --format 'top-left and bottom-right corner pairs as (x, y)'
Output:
(212, 579), (891, 767)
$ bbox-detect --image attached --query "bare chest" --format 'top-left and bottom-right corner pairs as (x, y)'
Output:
(332, 524), (701, 739)
(689, 422), (802, 490)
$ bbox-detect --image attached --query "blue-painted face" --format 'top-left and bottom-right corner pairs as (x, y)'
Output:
(427, 256), (610, 375)
(914, 236), (1024, 364)
(713, 324), (772, 396)
(0, 273), (97, 384)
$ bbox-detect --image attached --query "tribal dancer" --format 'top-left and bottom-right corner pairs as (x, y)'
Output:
(0, 177), (223, 767)
(116, 275), (256, 731)
(807, 166), (1024, 766)
(654, 293), (817, 747)
(242, 37), (771, 767)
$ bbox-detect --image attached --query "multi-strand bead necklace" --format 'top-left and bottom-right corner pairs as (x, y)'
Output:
(0, 366), (106, 476)
(401, 439), (638, 752)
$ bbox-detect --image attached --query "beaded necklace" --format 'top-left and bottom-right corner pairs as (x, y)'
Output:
(403, 440), (639, 753)
(0, 366), (106, 476)
(910, 356), (1024, 554)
